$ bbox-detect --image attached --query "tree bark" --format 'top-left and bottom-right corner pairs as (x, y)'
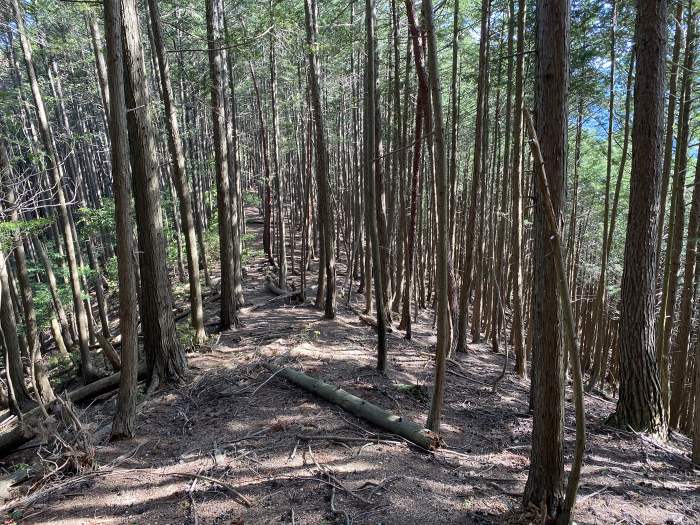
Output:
(10, 0), (98, 383)
(147, 0), (206, 344)
(264, 362), (440, 450)
(610, 0), (668, 439)
(103, 0), (140, 439)
(456, 0), (490, 353)
(305, 0), (336, 319)
(121, 0), (186, 386)
(523, 0), (569, 516)
(421, 0), (451, 434)
(510, 0), (526, 377)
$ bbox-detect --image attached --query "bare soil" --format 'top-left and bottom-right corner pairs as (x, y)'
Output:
(2, 209), (698, 524)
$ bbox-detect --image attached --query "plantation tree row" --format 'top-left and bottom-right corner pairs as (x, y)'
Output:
(0, 0), (699, 521)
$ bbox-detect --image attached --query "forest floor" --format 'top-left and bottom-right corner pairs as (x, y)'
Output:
(2, 207), (699, 525)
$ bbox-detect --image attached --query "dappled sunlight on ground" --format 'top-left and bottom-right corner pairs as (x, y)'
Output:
(3, 209), (697, 525)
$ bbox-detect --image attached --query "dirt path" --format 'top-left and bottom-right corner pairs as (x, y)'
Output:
(3, 208), (698, 525)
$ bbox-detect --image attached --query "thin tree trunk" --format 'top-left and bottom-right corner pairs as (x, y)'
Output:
(305, 0), (336, 319)
(365, 0), (387, 369)
(456, 0), (491, 353)
(421, 0), (450, 433)
(121, 0), (186, 386)
(104, 0), (140, 439)
(147, 0), (206, 344)
(269, 17), (288, 290)
(10, 0), (98, 383)
(510, 0), (526, 377)
(207, 0), (239, 330)
(523, 0), (569, 516)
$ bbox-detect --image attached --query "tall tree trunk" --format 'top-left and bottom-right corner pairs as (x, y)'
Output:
(121, 0), (186, 386)
(365, 0), (387, 369)
(657, 2), (696, 414)
(10, 0), (98, 383)
(587, 1), (617, 390)
(400, 2), (427, 340)
(305, 0), (336, 319)
(222, 13), (245, 309)
(611, 0), (668, 439)
(104, 0), (140, 439)
(456, 0), (491, 353)
(656, 0), (685, 279)
(269, 18), (288, 290)
(523, 0), (569, 516)
(207, 0), (239, 330)
(421, 0), (450, 433)
(670, 140), (700, 428)
(510, 0), (526, 377)
(147, 0), (206, 344)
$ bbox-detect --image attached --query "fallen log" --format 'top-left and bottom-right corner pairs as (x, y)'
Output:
(173, 292), (222, 323)
(95, 333), (121, 371)
(358, 313), (394, 333)
(263, 362), (440, 450)
(0, 364), (147, 456)
(263, 274), (290, 296)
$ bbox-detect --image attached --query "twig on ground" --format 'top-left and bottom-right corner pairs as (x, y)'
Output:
(165, 472), (252, 507)
(330, 485), (351, 525)
(187, 476), (199, 525)
(289, 439), (300, 460)
(307, 444), (371, 504)
(578, 484), (610, 503)
(246, 367), (287, 402)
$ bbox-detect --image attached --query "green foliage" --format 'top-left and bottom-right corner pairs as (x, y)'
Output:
(242, 232), (263, 266)
(77, 199), (116, 235)
(176, 323), (209, 348)
(0, 217), (52, 251)
(103, 256), (119, 291)
(243, 191), (261, 208)
(395, 383), (430, 403)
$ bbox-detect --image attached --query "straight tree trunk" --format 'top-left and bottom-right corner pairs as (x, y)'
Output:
(365, 0), (387, 370)
(657, 4), (696, 414)
(656, 0), (685, 279)
(121, 0), (186, 386)
(456, 0), (491, 353)
(587, 1), (617, 390)
(510, 0), (526, 377)
(10, 0), (99, 383)
(400, 3), (427, 340)
(269, 21), (288, 290)
(222, 13), (245, 309)
(146, 0), (206, 344)
(305, 0), (336, 319)
(207, 0), (239, 330)
(611, 0), (668, 439)
(421, 0), (451, 434)
(670, 141), (700, 428)
(523, 0), (569, 516)
(104, 0), (140, 439)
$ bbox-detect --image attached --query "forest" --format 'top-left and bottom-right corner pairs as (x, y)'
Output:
(0, 0), (698, 523)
